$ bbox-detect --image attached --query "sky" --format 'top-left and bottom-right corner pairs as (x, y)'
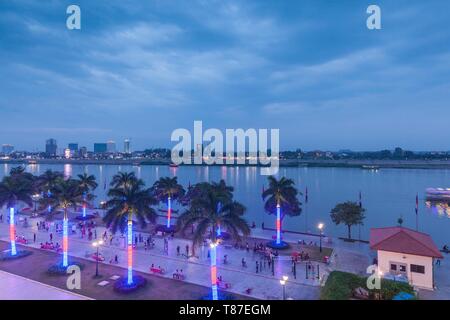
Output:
(1, 0), (450, 152)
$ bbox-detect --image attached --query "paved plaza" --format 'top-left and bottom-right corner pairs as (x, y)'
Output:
(1, 212), (447, 300)
(0, 270), (90, 300)
(0, 213), (323, 300)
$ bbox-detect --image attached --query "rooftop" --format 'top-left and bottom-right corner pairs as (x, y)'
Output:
(370, 226), (443, 259)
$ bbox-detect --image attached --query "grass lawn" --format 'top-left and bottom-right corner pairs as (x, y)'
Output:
(321, 271), (415, 300)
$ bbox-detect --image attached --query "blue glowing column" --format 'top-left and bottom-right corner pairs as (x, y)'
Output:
(82, 192), (87, 218)
(9, 207), (17, 256)
(127, 216), (133, 285)
(166, 196), (172, 228)
(47, 190), (52, 213)
(276, 203), (281, 245)
(216, 202), (222, 237)
(63, 213), (68, 267)
(210, 243), (218, 300)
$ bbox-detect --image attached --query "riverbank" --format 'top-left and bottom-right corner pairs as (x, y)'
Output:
(2, 158), (450, 169)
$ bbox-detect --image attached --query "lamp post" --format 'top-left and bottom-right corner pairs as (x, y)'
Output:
(318, 223), (324, 253)
(92, 240), (104, 278)
(280, 275), (288, 300)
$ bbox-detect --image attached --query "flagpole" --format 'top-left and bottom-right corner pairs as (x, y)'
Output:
(415, 193), (419, 231)
(359, 191), (362, 241)
(305, 187), (308, 232)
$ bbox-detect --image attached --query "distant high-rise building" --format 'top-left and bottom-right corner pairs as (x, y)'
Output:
(45, 139), (57, 156)
(107, 140), (116, 153)
(94, 143), (107, 154)
(124, 139), (131, 154)
(2, 144), (14, 154)
(68, 143), (79, 152)
(64, 148), (72, 159)
(80, 146), (88, 158)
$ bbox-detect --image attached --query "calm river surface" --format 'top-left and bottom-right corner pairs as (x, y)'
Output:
(2, 163), (449, 247)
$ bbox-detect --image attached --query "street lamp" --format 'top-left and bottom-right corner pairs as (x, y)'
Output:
(318, 223), (324, 253)
(92, 240), (104, 278)
(280, 275), (288, 300)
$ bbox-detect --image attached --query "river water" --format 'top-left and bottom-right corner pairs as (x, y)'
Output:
(1, 163), (449, 247)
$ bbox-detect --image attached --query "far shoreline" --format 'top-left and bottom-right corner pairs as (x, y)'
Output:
(2, 158), (450, 170)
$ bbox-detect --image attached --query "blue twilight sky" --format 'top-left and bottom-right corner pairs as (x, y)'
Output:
(1, 0), (450, 152)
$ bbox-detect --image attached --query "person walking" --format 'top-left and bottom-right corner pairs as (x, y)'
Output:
(185, 244), (189, 257)
(49, 233), (53, 242)
(33, 233), (36, 243)
(256, 261), (259, 273)
(176, 245), (180, 256)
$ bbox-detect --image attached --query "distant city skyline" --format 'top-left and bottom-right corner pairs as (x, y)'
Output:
(1, 138), (449, 154)
(1, 1), (450, 151)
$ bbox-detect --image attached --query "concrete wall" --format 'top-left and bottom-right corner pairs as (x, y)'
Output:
(378, 250), (434, 290)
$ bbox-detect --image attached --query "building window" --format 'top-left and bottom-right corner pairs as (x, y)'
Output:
(410, 264), (425, 274)
(390, 262), (407, 274)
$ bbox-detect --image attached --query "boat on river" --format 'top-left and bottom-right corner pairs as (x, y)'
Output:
(426, 188), (450, 201)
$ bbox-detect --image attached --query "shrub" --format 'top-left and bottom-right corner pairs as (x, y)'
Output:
(113, 275), (147, 293)
(47, 261), (84, 275)
(321, 271), (415, 300)
(0, 250), (32, 260)
(320, 271), (363, 300)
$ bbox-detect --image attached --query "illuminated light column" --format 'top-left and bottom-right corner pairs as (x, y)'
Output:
(210, 242), (218, 300)
(63, 214), (68, 267)
(82, 192), (87, 218)
(9, 207), (17, 256)
(216, 202), (222, 237)
(216, 224), (221, 237)
(166, 196), (172, 228)
(47, 190), (52, 213)
(276, 203), (281, 245)
(127, 216), (133, 285)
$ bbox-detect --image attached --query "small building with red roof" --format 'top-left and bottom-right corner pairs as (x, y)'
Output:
(370, 226), (443, 290)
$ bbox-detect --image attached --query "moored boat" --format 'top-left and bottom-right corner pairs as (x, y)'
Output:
(426, 188), (450, 201)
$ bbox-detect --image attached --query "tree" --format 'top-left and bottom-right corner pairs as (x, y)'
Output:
(177, 181), (250, 300)
(36, 170), (64, 213)
(48, 179), (83, 267)
(262, 176), (301, 245)
(104, 173), (157, 285)
(397, 215), (404, 227)
(76, 173), (98, 218)
(151, 177), (185, 229)
(110, 172), (138, 189)
(330, 201), (365, 239)
(0, 175), (33, 256)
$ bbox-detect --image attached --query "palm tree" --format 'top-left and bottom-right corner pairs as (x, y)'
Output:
(104, 173), (157, 285)
(0, 175), (33, 256)
(177, 181), (250, 300)
(110, 172), (138, 189)
(76, 173), (98, 218)
(48, 179), (83, 267)
(152, 177), (185, 229)
(36, 170), (64, 213)
(262, 176), (301, 246)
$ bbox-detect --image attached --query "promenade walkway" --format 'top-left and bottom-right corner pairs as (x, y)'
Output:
(0, 215), (323, 300)
(0, 270), (90, 300)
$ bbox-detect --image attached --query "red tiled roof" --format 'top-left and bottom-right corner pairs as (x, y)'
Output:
(370, 227), (443, 258)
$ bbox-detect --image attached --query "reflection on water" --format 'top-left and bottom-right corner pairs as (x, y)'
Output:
(1, 163), (449, 246)
(64, 164), (72, 179)
(426, 201), (450, 218)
